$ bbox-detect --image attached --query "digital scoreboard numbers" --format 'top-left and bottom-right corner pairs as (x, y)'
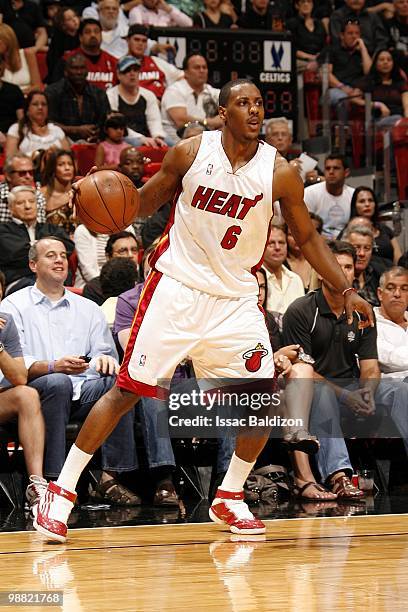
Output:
(151, 28), (297, 133)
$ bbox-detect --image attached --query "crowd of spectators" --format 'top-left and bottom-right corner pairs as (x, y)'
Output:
(0, 0), (407, 514)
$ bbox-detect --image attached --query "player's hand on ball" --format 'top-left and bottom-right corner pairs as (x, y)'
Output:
(69, 166), (99, 213)
(94, 355), (120, 376)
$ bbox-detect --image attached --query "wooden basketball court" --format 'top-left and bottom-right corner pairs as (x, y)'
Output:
(1, 514), (408, 610)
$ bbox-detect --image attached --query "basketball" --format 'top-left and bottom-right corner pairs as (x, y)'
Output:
(73, 170), (141, 234)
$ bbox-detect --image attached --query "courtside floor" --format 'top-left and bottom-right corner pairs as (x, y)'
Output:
(1, 498), (408, 611)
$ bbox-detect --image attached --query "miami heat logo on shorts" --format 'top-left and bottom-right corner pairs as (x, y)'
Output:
(242, 343), (268, 372)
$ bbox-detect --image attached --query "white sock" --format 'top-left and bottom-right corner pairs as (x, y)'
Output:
(56, 444), (93, 493)
(219, 452), (255, 493)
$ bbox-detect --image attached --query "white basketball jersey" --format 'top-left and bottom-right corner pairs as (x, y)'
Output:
(152, 130), (277, 298)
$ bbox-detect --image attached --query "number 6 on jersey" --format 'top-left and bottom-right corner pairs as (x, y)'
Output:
(220, 225), (242, 250)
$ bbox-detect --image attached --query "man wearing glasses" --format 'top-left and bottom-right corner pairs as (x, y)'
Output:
(0, 153), (46, 223)
(0, 186), (74, 294)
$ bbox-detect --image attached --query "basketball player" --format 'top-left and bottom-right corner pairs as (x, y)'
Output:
(34, 79), (373, 541)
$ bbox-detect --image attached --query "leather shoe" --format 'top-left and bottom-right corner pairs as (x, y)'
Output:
(153, 481), (179, 506)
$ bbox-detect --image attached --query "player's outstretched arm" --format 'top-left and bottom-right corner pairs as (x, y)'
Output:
(138, 135), (202, 217)
(275, 158), (374, 327)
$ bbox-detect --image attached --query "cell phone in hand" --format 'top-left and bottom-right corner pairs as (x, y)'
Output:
(79, 355), (92, 363)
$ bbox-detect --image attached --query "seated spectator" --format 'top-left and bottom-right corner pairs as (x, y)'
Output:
(83, 0), (129, 59)
(286, 213), (322, 291)
(330, 0), (389, 56)
(73, 224), (109, 289)
(39, 149), (77, 233)
(304, 154), (355, 239)
(285, 240), (408, 495)
(107, 56), (167, 147)
(0, 309), (46, 516)
(374, 266), (408, 383)
(99, 256), (139, 326)
(262, 223), (304, 328)
(1, 236), (139, 505)
(129, 0), (193, 26)
(0, 53), (25, 140)
(286, 0), (327, 72)
(123, 24), (183, 101)
(253, 267), (332, 501)
(113, 245), (179, 506)
(265, 117), (321, 183)
(42, 0), (61, 42)
(46, 7), (80, 83)
(362, 49), (408, 128)
(0, 153), (46, 223)
(5, 90), (69, 158)
(349, 186), (403, 263)
(282, 241), (364, 498)
(117, 145), (145, 187)
(193, 0), (235, 27)
(45, 52), (111, 143)
(117, 146), (148, 242)
(238, 0), (288, 29)
(0, 0), (48, 52)
(387, 0), (408, 76)
(61, 19), (118, 90)
(326, 20), (372, 121)
(375, 265), (408, 379)
(0, 186), (74, 292)
(95, 112), (131, 169)
(81, 230), (139, 302)
(343, 224), (388, 306)
(161, 54), (222, 144)
(0, 23), (42, 94)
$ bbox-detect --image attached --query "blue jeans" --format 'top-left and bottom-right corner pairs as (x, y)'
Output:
(29, 373), (137, 479)
(310, 380), (408, 482)
(309, 383), (353, 482)
(139, 397), (175, 468)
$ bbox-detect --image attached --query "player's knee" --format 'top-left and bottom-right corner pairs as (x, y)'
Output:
(113, 386), (139, 416)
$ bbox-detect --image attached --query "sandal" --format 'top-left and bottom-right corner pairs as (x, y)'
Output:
(292, 480), (337, 501)
(90, 478), (141, 506)
(330, 475), (365, 500)
(282, 429), (320, 455)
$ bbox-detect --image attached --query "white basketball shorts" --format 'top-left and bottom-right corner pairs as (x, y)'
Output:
(116, 271), (275, 399)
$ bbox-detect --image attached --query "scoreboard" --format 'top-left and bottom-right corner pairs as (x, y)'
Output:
(150, 28), (297, 135)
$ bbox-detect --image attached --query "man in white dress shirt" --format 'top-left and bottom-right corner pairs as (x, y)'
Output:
(375, 266), (408, 380)
(1, 237), (139, 504)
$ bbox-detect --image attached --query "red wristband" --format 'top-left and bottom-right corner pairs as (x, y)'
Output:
(342, 287), (357, 297)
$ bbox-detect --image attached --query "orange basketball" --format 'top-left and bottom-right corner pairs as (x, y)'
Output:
(73, 170), (140, 234)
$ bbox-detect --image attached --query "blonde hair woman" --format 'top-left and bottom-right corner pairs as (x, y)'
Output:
(0, 24), (42, 94)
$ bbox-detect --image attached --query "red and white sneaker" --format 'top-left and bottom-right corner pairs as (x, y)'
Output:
(209, 488), (266, 535)
(33, 482), (77, 543)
